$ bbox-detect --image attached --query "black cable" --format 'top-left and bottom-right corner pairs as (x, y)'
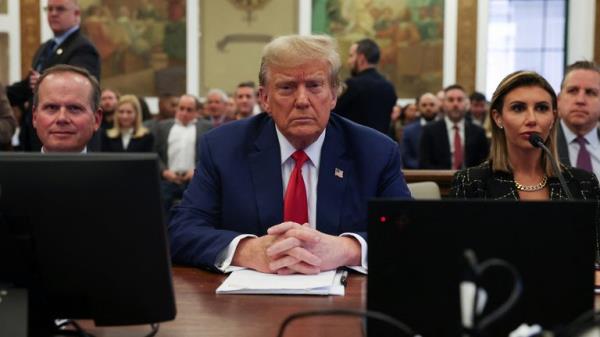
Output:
(53, 320), (159, 337)
(529, 134), (574, 199)
(475, 259), (523, 333)
(145, 323), (160, 337)
(54, 320), (96, 337)
(276, 308), (416, 337)
(554, 309), (600, 337)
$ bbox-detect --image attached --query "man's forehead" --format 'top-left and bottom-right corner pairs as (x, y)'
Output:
(101, 90), (116, 98)
(236, 87), (254, 95)
(270, 66), (329, 81)
(39, 73), (91, 96)
(207, 93), (223, 101)
(179, 96), (195, 106)
(49, 0), (76, 7)
(564, 70), (600, 88)
(445, 89), (465, 99)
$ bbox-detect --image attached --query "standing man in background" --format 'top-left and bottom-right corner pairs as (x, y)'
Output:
(334, 38), (397, 135)
(6, 0), (100, 151)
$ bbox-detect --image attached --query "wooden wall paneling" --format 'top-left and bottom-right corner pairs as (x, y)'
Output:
(456, 0), (477, 93)
(20, 0), (40, 78)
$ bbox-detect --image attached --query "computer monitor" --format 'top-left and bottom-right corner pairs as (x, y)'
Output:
(0, 153), (176, 336)
(368, 199), (597, 337)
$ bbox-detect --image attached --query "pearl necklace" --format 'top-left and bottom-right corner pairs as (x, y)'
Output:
(514, 175), (548, 192)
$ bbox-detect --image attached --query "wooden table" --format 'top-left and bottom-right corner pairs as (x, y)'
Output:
(80, 266), (366, 337)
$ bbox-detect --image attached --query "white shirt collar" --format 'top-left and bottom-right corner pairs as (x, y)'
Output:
(175, 118), (197, 127)
(444, 116), (464, 130)
(53, 25), (79, 46)
(561, 119), (599, 148)
(41, 146), (87, 153)
(275, 126), (326, 169)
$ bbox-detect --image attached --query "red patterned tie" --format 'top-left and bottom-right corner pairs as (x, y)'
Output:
(453, 125), (463, 170)
(284, 150), (309, 224)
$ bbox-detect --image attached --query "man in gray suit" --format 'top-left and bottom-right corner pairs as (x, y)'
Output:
(154, 94), (212, 214)
(557, 61), (600, 180)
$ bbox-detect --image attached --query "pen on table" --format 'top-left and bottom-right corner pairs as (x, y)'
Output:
(340, 270), (348, 286)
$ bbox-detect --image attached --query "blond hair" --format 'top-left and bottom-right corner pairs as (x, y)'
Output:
(107, 94), (149, 139)
(489, 70), (560, 176)
(258, 34), (341, 94)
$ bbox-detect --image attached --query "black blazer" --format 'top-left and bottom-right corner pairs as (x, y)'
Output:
(6, 28), (100, 151)
(334, 68), (397, 135)
(450, 161), (600, 200)
(418, 119), (489, 169)
(101, 131), (154, 153)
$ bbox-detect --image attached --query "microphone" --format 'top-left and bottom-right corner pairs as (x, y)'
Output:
(528, 133), (574, 199)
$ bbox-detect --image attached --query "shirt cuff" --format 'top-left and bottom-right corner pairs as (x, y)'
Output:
(340, 232), (368, 274)
(214, 234), (257, 273)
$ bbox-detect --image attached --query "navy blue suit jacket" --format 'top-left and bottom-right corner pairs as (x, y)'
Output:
(419, 119), (489, 169)
(401, 120), (424, 169)
(168, 113), (411, 270)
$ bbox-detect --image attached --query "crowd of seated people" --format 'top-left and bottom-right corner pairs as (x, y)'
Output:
(1, 30), (599, 229)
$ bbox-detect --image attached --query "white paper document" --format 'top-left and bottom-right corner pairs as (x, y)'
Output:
(216, 269), (346, 296)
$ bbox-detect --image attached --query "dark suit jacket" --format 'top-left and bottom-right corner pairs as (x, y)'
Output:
(449, 161), (600, 200)
(153, 118), (212, 173)
(168, 113), (412, 270)
(419, 119), (489, 169)
(557, 123), (600, 167)
(0, 82), (16, 148)
(401, 119), (425, 169)
(101, 131), (154, 152)
(334, 68), (397, 135)
(6, 28), (100, 151)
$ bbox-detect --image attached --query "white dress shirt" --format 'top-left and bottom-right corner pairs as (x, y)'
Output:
(167, 119), (197, 172)
(561, 120), (600, 180)
(445, 116), (465, 168)
(120, 128), (133, 150)
(215, 127), (368, 273)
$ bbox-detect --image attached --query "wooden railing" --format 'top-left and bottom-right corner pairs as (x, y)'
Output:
(402, 169), (456, 197)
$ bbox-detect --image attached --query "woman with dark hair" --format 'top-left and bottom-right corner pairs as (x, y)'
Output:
(450, 70), (600, 200)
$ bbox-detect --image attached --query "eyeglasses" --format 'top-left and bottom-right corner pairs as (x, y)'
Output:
(43, 5), (72, 14)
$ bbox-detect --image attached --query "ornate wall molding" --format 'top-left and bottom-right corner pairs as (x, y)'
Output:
(20, 0), (40, 78)
(456, 0), (477, 93)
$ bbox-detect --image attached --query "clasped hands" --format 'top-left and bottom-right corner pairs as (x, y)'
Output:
(233, 222), (361, 275)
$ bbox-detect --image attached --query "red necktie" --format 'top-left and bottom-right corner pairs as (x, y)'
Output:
(453, 125), (463, 170)
(284, 150), (309, 224)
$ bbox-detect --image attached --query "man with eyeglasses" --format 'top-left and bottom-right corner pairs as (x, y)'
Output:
(6, 0), (100, 152)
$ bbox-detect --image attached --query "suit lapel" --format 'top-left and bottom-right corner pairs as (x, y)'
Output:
(248, 118), (284, 232)
(557, 124), (571, 166)
(464, 123), (474, 166)
(48, 29), (80, 66)
(316, 120), (349, 235)
(438, 121), (451, 168)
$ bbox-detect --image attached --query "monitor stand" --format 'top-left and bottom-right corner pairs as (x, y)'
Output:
(0, 287), (28, 337)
